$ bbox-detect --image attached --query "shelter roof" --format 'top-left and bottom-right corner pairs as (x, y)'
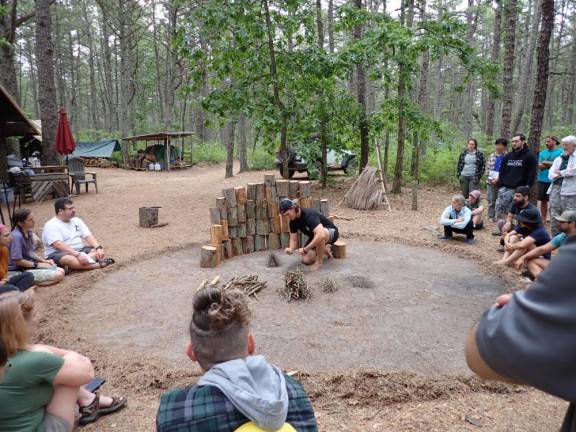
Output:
(73, 140), (121, 158)
(122, 132), (194, 141)
(0, 85), (41, 137)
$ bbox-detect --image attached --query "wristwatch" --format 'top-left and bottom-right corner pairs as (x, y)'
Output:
(95, 245), (103, 250)
(32, 261), (38, 269)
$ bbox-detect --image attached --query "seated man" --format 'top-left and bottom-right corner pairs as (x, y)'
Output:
(494, 186), (538, 249)
(466, 190), (485, 230)
(280, 199), (339, 271)
(156, 287), (318, 432)
(495, 208), (550, 266)
(465, 235), (576, 431)
(514, 210), (576, 279)
(438, 194), (475, 244)
(41, 198), (114, 271)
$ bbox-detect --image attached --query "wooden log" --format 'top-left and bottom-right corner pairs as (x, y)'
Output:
(215, 244), (224, 263)
(289, 181), (300, 198)
(210, 224), (223, 246)
(247, 183), (257, 200)
(235, 186), (247, 204)
(237, 204), (247, 223)
(216, 197), (228, 219)
(246, 218), (256, 236)
(280, 232), (290, 248)
(267, 233), (281, 250)
(222, 239), (233, 259)
(314, 198), (321, 213)
(139, 207), (159, 228)
(255, 235), (267, 251)
(281, 215), (291, 232)
(220, 220), (230, 240)
(227, 207), (239, 227)
(238, 223), (247, 237)
(255, 183), (266, 200)
(209, 208), (221, 225)
(266, 185), (278, 203)
(246, 200), (256, 219)
(267, 202), (279, 218)
(269, 216), (282, 234)
(256, 218), (270, 235)
(229, 226), (239, 238)
(222, 188), (237, 207)
(256, 200), (268, 219)
(264, 174), (276, 186)
(242, 236), (255, 254)
(320, 199), (330, 217)
(276, 179), (289, 198)
(333, 241), (346, 259)
(200, 246), (219, 268)
(299, 181), (312, 197)
(299, 197), (314, 208)
(232, 238), (243, 256)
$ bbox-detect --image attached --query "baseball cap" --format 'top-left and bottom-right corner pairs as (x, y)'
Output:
(554, 210), (576, 222)
(469, 190), (481, 199)
(515, 186), (530, 196)
(516, 208), (542, 225)
(279, 198), (296, 214)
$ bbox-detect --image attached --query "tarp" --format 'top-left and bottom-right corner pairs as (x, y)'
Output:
(72, 140), (121, 158)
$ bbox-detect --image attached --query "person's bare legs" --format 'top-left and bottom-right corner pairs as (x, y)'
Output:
(34, 267), (66, 287)
(526, 258), (550, 279)
(540, 201), (549, 222)
(45, 385), (80, 427)
(301, 250), (316, 265)
(58, 255), (105, 271)
(77, 386), (116, 409)
(310, 234), (327, 271)
(473, 211), (484, 227)
(495, 235), (520, 264)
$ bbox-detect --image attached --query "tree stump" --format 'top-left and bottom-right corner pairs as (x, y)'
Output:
(246, 200), (256, 219)
(276, 179), (289, 198)
(264, 174), (276, 186)
(209, 208), (221, 225)
(256, 218), (270, 235)
(280, 232), (290, 248)
(320, 199), (330, 217)
(267, 233), (281, 250)
(268, 202), (279, 218)
(229, 226), (239, 238)
(281, 215), (291, 232)
(299, 181), (312, 197)
(235, 186), (247, 204)
(238, 223), (247, 237)
(333, 241), (346, 259)
(200, 246), (219, 268)
(242, 236), (255, 254)
(210, 224), (223, 246)
(220, 220), (230, 240)
(222, 239), (233, 259)
(139, 207), (159, 228)
(256, 200), (268, 220)
(216, 197), (228, 219)
(255, 183), (266, 200)
(232, 238), (243, 256)
(215, 244), (224, 263)
(289, 181), (300, 198)
(269, 216), (282, 234)
(246, 218), (256, 236)
(227, 207), (239, 227)
(299, 197), (313, 208)
(255, 234), (267, 251)
(247, 183), (257, 200)
(266, 185), (278, 203)
(237, 204), (247, 223)
(222, 188), (237, 207)
(314, 199), (321, 213)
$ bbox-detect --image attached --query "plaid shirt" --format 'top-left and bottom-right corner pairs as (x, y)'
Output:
(156, 375), (318, 432)
(485, 151), (507, 180)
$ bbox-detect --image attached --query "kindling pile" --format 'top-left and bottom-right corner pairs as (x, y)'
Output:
(200, 174), (331, 268)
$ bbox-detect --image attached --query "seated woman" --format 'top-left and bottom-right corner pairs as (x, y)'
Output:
(0, 224), (34, 292)
(9, 209), (65, 287)
(0, 290), (127, 430)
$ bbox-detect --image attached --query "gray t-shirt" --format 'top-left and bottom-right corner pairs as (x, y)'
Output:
(461, 152), (477, 177)
(476, 235), (576, 428)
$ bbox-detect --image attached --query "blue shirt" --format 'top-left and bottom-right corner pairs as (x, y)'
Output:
(8, 228), (35, 271)
(538, 148), (563, 183)
(551, 233), (567, 249)
(494, 154), (505, 172)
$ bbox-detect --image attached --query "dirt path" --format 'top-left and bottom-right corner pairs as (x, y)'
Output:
(23, 165), (567, 431)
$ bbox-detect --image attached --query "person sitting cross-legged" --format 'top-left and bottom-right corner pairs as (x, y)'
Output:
(494, 208), (551, 267)
(156, 287), (318, 432)
(41, 198), (114, 271)
(514, 210), (576, 280)
(438, 194), (475, 244)
(466, 190), (485, 230)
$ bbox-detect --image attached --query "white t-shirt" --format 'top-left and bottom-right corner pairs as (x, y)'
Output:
(42, 216), (92, 258)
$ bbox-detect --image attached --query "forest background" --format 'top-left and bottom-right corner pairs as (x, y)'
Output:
(0, 0), (573, 190)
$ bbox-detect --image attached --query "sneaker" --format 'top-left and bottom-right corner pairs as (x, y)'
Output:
(437, 235), (453, 240)
(464, 238), (476, 244)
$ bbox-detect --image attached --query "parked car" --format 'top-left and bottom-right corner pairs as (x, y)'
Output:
(275, 148), (357, 178)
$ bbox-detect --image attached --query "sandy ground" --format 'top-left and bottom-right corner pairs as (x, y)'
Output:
(21, 164), (568, 431)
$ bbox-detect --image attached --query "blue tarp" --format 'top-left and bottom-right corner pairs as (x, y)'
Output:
(72, 140), (121, 158)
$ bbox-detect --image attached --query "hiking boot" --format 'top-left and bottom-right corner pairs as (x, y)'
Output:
(464, 238), (476, 244)
(437, 235), (453, 240)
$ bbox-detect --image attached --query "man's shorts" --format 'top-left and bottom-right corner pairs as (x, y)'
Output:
(41, 413), (72, 432)
(48, 246), (93, 266)
(537, 181), (551, 202)
(326, 227), (339, 245)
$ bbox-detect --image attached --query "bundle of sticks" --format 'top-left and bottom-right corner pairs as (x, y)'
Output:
(280, 269), (311, 302)
(196, 274), (266, 298)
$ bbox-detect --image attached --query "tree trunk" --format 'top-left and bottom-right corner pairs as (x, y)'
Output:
(411, 49), (430, 180)
(500, 0), (519, 139)
(354, 0), (370, 173)
(316, 0), (328, 186)
(527, 0), (554, 154)
(565, 16), (576, 124)
(0, 1), (20, 103)
(484, 0), (502, 143)
(225, 120), (236, 178)
(238, 114), (249, 172)
(461, 0), (481, 138)
(328, 0), (335, 53)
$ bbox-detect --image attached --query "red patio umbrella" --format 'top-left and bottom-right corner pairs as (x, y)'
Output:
(55, 107), (76, 160)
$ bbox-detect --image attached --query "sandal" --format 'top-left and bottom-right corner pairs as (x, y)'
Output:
(78, 393), (127, 426)
(98, 258), (116, 268)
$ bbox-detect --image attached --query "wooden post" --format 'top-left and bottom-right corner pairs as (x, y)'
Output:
(242, 236), (255, 254)
(227, 207), (239, 226)
(246, 200), (255, 218)
(200, 246), (219, 268)
(266, 185), (278, 203)
(209, 208), (221, 225)
(237, 204), (247, 223)
(232, 238), (243, 256)
(320, 199), (330, 216)
(264, 174), (276, 186)
(215, 244), (224, 263)
(299, 197), (313, 208)
(246, 218), (256, 236)
(267, 233), (281, 250)
(333, 241), (346, 258)
(229, 226), (239, 238)
(238, 223), (247, 237)
(222, 188), (237, 207)
(247, 183), (257, 200)
(139, 207), (159, 228)
(281, 215), (290, 232)
(280, 232), (290, 248)
(216, 197), (228, 219)
(289, 181), (300, 198)
(268, 202), (279, 218)
(165, 138), (171, 171)
(210, 224), (223, 246)
(255, 183), (266, 200)
(220, 220), (230, 240)
(299, 181), (312, 197)
(276, 179), (289, 198)
(235, 186), (247, 204)
(256, 200), (268, 220)
(256, 218), (270, 235)
(222, 239), (233, 259)
(313, 199), (321, 213)
(269, 216), (282, 233)
(255, 235), (267, 251)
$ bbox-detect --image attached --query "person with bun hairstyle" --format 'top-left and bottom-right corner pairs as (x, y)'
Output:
(156, 287), (317, 431)
(0, 224), (34, 292)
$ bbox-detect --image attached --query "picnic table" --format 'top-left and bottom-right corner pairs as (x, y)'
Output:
(15, 165), (69, 202)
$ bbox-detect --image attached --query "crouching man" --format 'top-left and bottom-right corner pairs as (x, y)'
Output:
(156, 287), (318, 431)
(280, 199), (339, 271)
(438, 195), (475, 244)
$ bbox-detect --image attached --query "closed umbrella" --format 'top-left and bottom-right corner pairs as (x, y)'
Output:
(55, 107), (76, 161)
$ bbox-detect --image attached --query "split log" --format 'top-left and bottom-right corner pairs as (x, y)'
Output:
(242, 236), (255, 254)
(268, 202), (279, 218)
(215, 244), (224, 263)
(281, 215), (291, 232)
(256, 200), (268, 220)
(299, 197), (314, 208)
(150, 223), (169, 228)
(266, 253), (280, 267)
(255, 235), (267, 251)
(299, 181), (312, 197)
(269, 216), (282, 234)
(280, 232), (290, 248)
(222, 240), (233, 259)
(139, 207), (159, 228)
(255, 183), (266, 200)
(210, 224), (223, 246)
(333, 241), (346, 259)
(229, 226), (239, 238)
(266, 185), (278, 203)
(289, 181), (300, 198)
(222, 188), (237, 207)
(264, 174), (276, 186)
(267, 233), (281, 250)
(235, 186), (247, 204)
(237, 204), (247, 223)
(246, 200), (256, 219)
(220, 220), (230, 240)
(216, 197), (228, 220)
(246, 218), (256, 236)
(247, 183), (257, 201)
(314, 199), (321, 213)
(227, 207), (239, 227)
(276, 179), (289, 198)
(256, 218), (270, 235)
(320, 199), (330, 217)
(209, 208), (221, 225)
(232, 238), (243, 256)
(237, 223), (247, 237)
(200, 246), (219, 268)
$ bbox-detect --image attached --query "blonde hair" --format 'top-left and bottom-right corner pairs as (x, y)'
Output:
(0, 291), (33, 356)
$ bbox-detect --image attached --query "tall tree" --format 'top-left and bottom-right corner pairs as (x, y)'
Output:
(354, 0), (370, 173)
(500, 0), (519, 138)
(484, 0), (502, 143)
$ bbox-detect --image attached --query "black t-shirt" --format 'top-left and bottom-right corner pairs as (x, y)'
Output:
(509, 201), (537, 216)
(289, 208), (337, 240)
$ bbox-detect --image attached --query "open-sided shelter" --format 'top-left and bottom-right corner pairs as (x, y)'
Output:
(122, 132), (194, 171)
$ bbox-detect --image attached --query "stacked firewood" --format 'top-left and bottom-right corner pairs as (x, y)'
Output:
(82, 158), (118, 168)
(280, 269), (310, 302)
